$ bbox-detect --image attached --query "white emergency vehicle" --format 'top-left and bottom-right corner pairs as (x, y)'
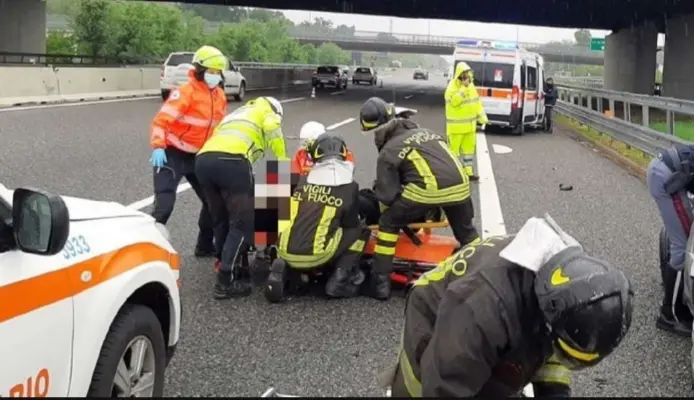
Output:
(160, 51), (247, 102)
(0, 184), (181, 397)
(451, 39), (546, 135)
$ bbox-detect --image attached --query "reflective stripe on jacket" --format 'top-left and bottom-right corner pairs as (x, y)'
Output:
(198, 99), (288, 162)
(444, 62), (488, 136)
(150, 70), (227, 152)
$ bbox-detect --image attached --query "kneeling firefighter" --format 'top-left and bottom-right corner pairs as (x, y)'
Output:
(276, 134), (370, 298)
(383, 215), (634, 397)
(647, 145), (694, 336)
(196, 96), (289, 300)
(359, 96), (479, 300)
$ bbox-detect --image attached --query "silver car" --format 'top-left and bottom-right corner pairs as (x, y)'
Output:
(312, 65), (348, 89)
(352, 67), (378, 85)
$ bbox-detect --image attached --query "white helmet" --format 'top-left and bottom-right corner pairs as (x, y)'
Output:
(299, 121), (326, 145)
(263, 96), (283, 118)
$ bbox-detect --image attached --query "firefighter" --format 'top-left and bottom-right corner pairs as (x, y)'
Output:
(359, 97), (479, 300)
(383, 215), (634, 397)
(275, 134), (369, 298)
(647, 145), (694, 336)
(444, 62), (488, 181)
(149, 45), (228, 257)
(195, 96), (288, 299)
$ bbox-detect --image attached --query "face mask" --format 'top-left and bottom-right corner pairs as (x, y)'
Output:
(204, 73), (222, 89)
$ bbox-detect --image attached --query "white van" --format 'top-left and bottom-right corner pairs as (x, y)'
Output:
(160, 51), (247, 102)
(452, 40), (545, 135)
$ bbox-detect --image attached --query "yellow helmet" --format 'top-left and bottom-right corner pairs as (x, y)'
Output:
(192, 45), (227, 71)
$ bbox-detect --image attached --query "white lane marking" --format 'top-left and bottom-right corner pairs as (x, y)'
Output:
(476, 132), (506, 238)
(326, 118), (355, 130)
(0, 96), (159, 112)
(404, 95), (414, 100)
(126, 96), (307, 210)
(492, 144), (513, 154)
(330, 91), (345, 95)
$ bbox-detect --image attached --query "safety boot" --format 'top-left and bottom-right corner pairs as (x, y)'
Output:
(368, 272), (391, 300)
(325, 252), (365, 298)
(213, 270), (252, 300)
(468, 175), (480, 182)
(194, 231), (215, 258)
(656, 265), (693, 337)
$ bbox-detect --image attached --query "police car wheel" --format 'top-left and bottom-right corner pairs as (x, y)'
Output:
(87, 304), (167, 397)
(659, 227), (670, 286)
(265, 259), (288, 303)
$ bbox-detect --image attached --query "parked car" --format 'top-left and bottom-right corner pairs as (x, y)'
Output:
(160, 51), (247, 102)
(312, 65), (348, 90)
(413, 68), (429, 80)
(352, 67), (378, 85)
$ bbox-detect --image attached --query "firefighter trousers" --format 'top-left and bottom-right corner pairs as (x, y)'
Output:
(195, 152), (255, 275)
(372, 197), (479, 276)
(151, 147), (213, 246)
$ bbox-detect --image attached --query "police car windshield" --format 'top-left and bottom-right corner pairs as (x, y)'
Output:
(166, 54), (194, 66)
(455, 60), (514, 89)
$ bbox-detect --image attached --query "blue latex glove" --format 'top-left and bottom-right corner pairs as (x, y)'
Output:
(150, 148), (167, 168)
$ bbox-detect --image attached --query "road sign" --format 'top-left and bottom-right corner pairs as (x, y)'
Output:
(590, 38), (605, 51)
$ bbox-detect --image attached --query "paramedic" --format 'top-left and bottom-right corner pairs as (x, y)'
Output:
(359, 96), (479, 300)
(276, 134), (369, 298)
(544, 78), (558, 133)
(385, 215), (634, 397)
(195, 96), (289, 300)
(149, 45), (228, 257)
(444, 62), (488, 182)
(292, 121), (355, 178)
(647, 145), (694, 336)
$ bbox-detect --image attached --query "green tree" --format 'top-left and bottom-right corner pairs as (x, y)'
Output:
(71, 0), (111, 56)
(46, 30), (76, 54)
(315, 43), (350, 65)
(574, 29), (592, 47)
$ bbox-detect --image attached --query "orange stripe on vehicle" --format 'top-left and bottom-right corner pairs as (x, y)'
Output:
(455, 51), (481, 56)
(478, 88), (512, 99)
(525, 92), (538, 100)
(0, 242), (179, 324)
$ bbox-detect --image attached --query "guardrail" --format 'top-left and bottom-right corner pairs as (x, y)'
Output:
(555, 84), (693, 156)
(554, 76), (604, 88)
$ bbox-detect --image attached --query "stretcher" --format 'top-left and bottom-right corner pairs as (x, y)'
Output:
(365, 218), (459, 287)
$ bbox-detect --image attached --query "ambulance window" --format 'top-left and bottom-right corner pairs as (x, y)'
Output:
(529, 67), (538, 89)
(520, 66), (526, 89)
(482, 63), (514, 89)
(459, 61), (484, 87)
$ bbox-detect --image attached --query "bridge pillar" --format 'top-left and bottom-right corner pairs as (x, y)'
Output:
(603, 22), (657, 94)
(0, 0), (47, 53)
(662, 13), (694, 100)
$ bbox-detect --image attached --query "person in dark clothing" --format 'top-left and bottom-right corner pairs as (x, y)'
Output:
(359, 97), (479, 301)
(647, 145), (694, 336)
(381, 215), (634, 398)
(274, 134), (370, 298)
(543, 78), (558, 133)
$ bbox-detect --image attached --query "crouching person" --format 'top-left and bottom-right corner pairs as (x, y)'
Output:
(274, 134), (370, 298)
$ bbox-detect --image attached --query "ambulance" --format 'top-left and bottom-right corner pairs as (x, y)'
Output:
(451, 39), (546, 135)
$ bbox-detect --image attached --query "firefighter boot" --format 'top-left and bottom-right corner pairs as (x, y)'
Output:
(194, 231), (215, 258)
(656, 265), (693, 337)
(368, 254), (392, 301)
(325, 251), (364, 298)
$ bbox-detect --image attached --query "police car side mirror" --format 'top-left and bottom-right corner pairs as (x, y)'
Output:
(12, 188), (70, 256)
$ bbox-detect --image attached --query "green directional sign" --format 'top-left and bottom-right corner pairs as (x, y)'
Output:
(590, 38), (605, 51)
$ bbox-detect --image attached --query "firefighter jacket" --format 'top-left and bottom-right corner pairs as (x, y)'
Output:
(394, 235), (571, 398)
(374, 119), (471, 207)
(444, 62), (488, 136)
(198, 98), (288, 162)
(278, 160), (360, 269)
(150, 69), (227, 152)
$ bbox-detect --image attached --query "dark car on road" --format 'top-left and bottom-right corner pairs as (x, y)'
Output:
(413, 68), (429, 80)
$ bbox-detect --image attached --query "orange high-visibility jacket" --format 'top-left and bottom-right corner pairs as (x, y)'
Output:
(150, 70), (227, 152)
(291, 147), (355, 176)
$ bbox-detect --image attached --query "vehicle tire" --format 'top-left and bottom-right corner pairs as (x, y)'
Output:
(659, 227), (670, 285)
(234, 82), (246, 102)
(352, 79), (357, 85)
(160, 90), (170, 101)
(87, 304), (166, 397)
(512, 124), (524, 136)
(343, 80), (348, 90)
(265, 259), (288, 303)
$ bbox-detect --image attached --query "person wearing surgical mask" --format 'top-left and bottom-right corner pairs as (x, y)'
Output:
(382, 214), (634, 398)
(148, 45), (228, 258)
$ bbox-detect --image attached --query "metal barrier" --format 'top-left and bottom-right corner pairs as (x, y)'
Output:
(554, 76), (604, 89)
(555, 84), (693, 156)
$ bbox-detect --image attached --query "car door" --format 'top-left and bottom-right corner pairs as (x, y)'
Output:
(224, 60), (240, 96)
(0, 197), (73, 397)
(524, 64), (539, 123)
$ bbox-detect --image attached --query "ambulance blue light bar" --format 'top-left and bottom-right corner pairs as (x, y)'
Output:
(456, 40), (479, 47)
(494, 41), (519, 50)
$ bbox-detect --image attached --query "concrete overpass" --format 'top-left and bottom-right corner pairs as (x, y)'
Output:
(4, 0), (694, 98)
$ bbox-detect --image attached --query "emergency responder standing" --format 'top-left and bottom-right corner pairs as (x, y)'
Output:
(149, 45), (228, 257)
(647, 145), (694, 336)
(359, 97), (479, 300)
(444, 62), (488, 182)
(383, 215), (633, 397)
(274, 134), (369, 298)
(196, 96), (289, 299)
(543, 77), (558, 133)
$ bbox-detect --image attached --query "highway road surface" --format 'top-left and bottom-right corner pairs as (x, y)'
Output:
(0, 71), (691, 397)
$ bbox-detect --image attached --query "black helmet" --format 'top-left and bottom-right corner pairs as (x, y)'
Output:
(535, 247), (633, 371)
(359, 97), (395, 131)
(308, 134), (348, 163)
